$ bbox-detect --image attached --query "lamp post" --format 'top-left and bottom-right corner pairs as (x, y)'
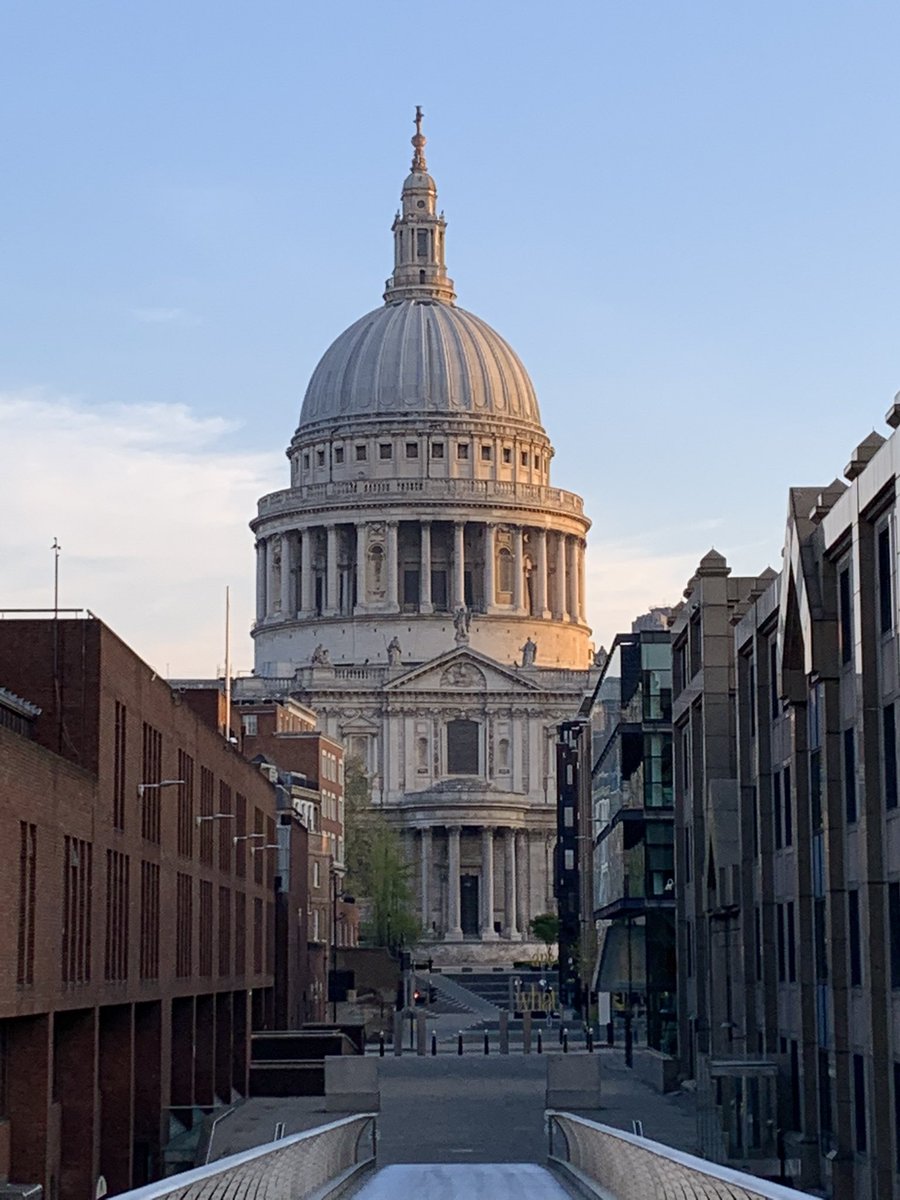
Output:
(196, 813), (235, 827)
(137, 779), (184, 798)
(330, 869), (355, 1022)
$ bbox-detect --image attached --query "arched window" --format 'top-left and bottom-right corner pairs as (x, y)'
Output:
(447, 719), (480, 775)
(497, 547), (513, 594)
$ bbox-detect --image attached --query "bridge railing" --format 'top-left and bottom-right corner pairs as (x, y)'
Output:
(119, 1113), (376, 1200)
(547, 1112), (814, 1200)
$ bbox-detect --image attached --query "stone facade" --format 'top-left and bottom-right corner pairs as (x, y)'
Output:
(242, 113), (595, 962)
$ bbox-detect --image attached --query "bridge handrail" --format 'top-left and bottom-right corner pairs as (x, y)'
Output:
(546, 1111), (814, 1200)
(118, 1113), (376, 1200)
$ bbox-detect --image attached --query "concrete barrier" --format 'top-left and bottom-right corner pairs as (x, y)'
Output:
(324, 1056), (380, 1112)
(545, 1054), (602, 1109)
(633, 1048), (679, 1094)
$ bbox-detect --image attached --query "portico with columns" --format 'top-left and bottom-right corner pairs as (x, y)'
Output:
(246, 111), (595, 962)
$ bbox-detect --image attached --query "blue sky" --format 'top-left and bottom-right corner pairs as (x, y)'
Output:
(2, 2), (898, 673)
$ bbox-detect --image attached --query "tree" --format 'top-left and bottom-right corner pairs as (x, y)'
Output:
(529, 912), (560, 965)
(343, 757), (420, 952)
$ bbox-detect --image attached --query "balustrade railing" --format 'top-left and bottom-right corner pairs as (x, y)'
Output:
(258, 477), (585, 515)
(117, 1113), (376, 1200)
(547, 1113), (814, 1200)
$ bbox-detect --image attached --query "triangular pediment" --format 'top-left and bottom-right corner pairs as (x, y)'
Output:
(383, 646), (545, 693)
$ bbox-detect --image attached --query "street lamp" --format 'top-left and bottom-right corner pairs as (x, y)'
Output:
(137, 779), (184, 798)
(196, 813), (235, 827)
(330, 870), (355, 1022)
(233, 832), (265, 846)
(250, 843), (281, 854)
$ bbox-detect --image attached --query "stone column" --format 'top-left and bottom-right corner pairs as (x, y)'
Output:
(280, 533), (293, 618)
(556, 533), (570, 621)
(419, 521), (433, 613)
(255, 539), (267, 623)
(481, 827), (498, 940)
(267, 537), (279, 616)
(512, 527), (525, 614)
(300, 529), (315, 616)
(420, 827), (432, 933)
(446, 827), (462, 939)
(577, 539), (586, 623)
(325, 525), (339, 616)
(566, 535), (577, 623)
(483, 523), (495, 612)
(504, 828), (519, 939)
(516, 831), (529, 937)
(452, 521), (466, 608)
(386, 521), (399, 611)
(355, 523), (367, 612)
(534, 528), (550, 618)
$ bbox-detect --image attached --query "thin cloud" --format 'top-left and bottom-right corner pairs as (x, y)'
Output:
(0, 390), (282, 676)
(132, 306), (198, 326)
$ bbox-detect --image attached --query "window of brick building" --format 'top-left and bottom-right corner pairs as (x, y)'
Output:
(234, 893), (246, 975)
(113, 701), (127, 830)
(218, 782), (232, 872)
(62, 836), (92, 984)
(235, 793), (247, 878)
(104, 849), (129, 982)
(141, 723), (162, 843)
(253, 897), (264, 974)
(199, 880), (213, 977)
(175, 873), (192, 978)
(218, 886), (231, 977)
(140, 861), (160, 980)
(177, 751), (194, 858)
(17, 821), (36, 986)
(199, 767), (214, 866)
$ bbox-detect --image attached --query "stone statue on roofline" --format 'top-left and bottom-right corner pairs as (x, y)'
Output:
(453, 604), (471, 644)
(521, 636), (537, 667)
(311, 643), (331, 667)
(387, 636), (402, 666)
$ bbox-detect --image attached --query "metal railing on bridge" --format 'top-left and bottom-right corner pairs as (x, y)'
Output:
(119, 1113), (376, 1200)
(547, 1112), (814, 1199)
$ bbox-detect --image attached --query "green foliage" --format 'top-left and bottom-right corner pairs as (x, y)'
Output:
(343, 757), (420, 952)
(529, 912), (560, 947)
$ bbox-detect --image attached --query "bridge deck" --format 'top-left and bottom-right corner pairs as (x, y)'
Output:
(352, 1163), (573, 1200)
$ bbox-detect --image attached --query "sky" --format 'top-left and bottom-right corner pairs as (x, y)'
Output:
(1, 2), (898, 676)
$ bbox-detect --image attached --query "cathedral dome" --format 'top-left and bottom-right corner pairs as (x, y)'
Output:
(297, 298), (542, 430)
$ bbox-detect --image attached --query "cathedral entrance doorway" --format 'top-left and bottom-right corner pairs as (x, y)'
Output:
(460, 874), (479, 937)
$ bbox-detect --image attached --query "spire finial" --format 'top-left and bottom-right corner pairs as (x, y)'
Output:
(411, 104), (427, 172)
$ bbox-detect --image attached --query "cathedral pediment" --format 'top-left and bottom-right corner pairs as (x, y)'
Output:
(382, 647), (544, 694)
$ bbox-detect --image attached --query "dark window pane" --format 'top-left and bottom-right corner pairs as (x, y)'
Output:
(885, 703), (898, 809)
(879, 525), (893, 633)
(783, 765), (792, 847)
(848, 889), (862, 986)
(839, 567), (852, 664)
(447, 719), (479, 775)
(844, 728), (857, 823)
(890, 883), (900, 988)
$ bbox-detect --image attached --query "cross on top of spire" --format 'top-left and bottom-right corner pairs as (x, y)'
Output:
(411, 104), (427, 172)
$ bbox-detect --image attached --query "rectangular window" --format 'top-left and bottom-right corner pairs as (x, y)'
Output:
(379, 443), (392, 460)
(113, 700), (127, 830)
(218, 782), (232, 872)
(502, 447), (512, 464)
(839, 566), (853, 665)
(140, 860), (160, 980)
(481, 444), (492, 461)
(17, 821), (36, 985)
(177, 751), (194, 857)
(253, 896), (264, 974)
(199, 767), (214, 866)
(316, 449), (325, 467)
(218, 886), (231, 977)
(844, 728), (858, 823)
(787, 900), (796, 982)
(783, 764), (793, 847)
(447, 718), (479, 775)
(890, 882), (900, 988)
(334, 446), (344, 464)
(848, 888), (862, 986)
(176, 873), (192, 978)
(235, 793), (247, 878)
(62, 836), (92, 984)
(776, 902), (786, 981)
(431, 442), (444, 459)
(879, 524), (893, 634)
(885, 703), (898, 809)
(773, 771), (783, 851)
(457, 443), (469, 460)
(303, 453), (309, 469)
(854, 1054), (867, 1153)
(770, 638), (779, 719)
(405, 442), (419, 458)
(199, 880), (213, 977)
(104, 849), (129, 982)
(355, 444), (367, 461)
(894, 1062), (900, 1172)
(234, 893), (246, 975)
(416, 229), (428, 257)
(521, 451), (528, 467)
(254, 807), (264, 885)
(689, 614), (702, 679)
(141, 722), (162, 843)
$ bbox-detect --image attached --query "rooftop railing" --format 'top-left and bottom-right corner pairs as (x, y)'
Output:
(257, 477), (585, 516)
(117, 1113), (376, 1200)
(547, 1112), (814, 1200)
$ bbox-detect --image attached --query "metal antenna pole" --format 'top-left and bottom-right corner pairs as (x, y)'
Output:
(51, 537), (62, 751)
(224, 586), (232, 739)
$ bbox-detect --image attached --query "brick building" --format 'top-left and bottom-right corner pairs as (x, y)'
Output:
(0, 616), (281, 1198)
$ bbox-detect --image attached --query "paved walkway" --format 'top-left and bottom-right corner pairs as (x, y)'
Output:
(351, 1163), (571, 1200)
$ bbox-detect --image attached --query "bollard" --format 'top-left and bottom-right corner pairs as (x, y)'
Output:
(559, 1024), (565, 1046)
(537, 1029), (543, 1054)
(379, 1031), (385, 1057)
(607, 1021), (614, 1046)
(586, 1027), (594, 1053)
(458, 1030), (464, 1056)
(431, 1031), (437, 1056)
(563, 1029), (569, 1053)
(483, 1029), (489, 1055)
